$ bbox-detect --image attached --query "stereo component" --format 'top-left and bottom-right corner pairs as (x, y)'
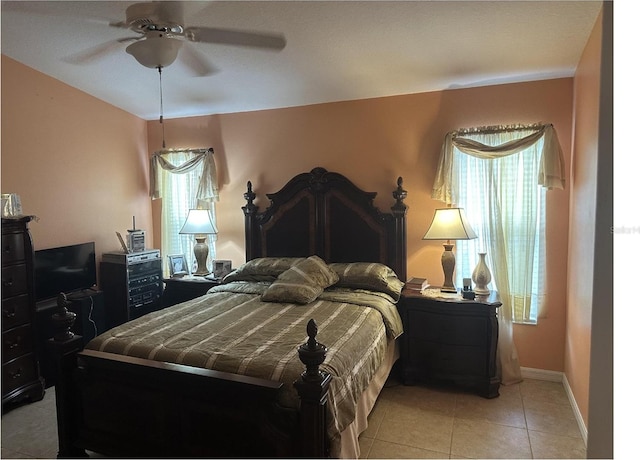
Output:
(100, 250), (162, 328)
(126, 230), (146, 253)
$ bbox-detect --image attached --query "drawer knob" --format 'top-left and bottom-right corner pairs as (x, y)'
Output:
(5, 339), (20, 350)
(2, 278), (13, 288)
(8, 368), (22, 379)
(3, 245), (11, 254)
(2, 308), (16, 318)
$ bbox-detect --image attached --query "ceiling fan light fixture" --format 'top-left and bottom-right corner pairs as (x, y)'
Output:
(126, 36), (182, 69)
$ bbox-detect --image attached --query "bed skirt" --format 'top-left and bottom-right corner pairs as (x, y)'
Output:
(337, 337), (399, 458)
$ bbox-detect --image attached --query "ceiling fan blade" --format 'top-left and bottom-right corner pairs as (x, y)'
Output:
(109, 20), (130, 30)
(179, 42), (218, 77)
(61, 38), (128, 64)
(185, 27), (286, 50)
(2, 1), (120, 26)
(62, 37), (140, 64)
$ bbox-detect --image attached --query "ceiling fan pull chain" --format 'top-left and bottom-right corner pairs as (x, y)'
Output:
(158, 66), (166, 148)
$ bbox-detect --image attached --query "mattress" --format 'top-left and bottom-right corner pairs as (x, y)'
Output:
(86, 279), (403, 453)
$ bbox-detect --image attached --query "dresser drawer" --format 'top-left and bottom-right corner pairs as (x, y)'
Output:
(1, 232), (25, 265)
(2, 294), (31, 331)
(2, 354), (38, 395)
(2, 324), (33, 363)
(1, 265), (28, 299)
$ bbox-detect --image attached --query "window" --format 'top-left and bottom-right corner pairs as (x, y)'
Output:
(433, 124), (565, 325)
(452, 129), (546, 324)
(431, 124), (565, 381)
(151, 148), (219, 276)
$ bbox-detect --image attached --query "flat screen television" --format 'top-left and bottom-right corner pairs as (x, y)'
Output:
(34, 242), (97, 302)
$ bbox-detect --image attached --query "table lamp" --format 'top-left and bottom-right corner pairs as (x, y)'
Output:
(423, 207), (477, 293)
(179, 209), (217, 276)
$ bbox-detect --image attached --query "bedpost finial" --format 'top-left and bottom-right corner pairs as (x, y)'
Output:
(306, 319), (318, 350)
(244, 181), (256, 207)
(51, 292), (77, 342)
(393, 176), (408, 205)
(297, 319), (327, 382)
(294, 318), (332, 457)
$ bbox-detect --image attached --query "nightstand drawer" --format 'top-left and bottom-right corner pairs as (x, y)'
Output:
(432, 345), (486, 376)
(406, 339), (486, 374)
(407, 309), (489, 347)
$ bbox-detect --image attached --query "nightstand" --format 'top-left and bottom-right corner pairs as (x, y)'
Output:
(398, 287), (502, 398)
(162, 276), (222, 308)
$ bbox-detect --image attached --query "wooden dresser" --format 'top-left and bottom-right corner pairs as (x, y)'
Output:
(2, 216), (45, 411)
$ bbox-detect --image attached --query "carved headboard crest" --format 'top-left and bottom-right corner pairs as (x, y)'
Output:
(243, 167), (407, 280)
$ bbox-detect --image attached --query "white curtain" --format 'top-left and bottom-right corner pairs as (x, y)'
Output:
(433, 124), (565, 204)
(432, 124), (565, 385)
(150, 147), (219, 201)
(150, 148), (219, 276)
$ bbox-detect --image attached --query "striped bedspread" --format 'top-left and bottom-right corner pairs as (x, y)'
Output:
(86, 281), (403, 452)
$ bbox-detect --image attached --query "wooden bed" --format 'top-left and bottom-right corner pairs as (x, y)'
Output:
(49, 167), (408, 458)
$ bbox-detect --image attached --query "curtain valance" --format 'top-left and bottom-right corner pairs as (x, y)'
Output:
(150, 147), (219, 201)
(432, 124), (565, 204)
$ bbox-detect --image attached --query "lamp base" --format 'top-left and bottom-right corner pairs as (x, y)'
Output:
(440, 243), (457, 293)
(192, 237), (210, 276)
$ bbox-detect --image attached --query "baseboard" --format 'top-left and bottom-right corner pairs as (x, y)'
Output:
(520, 367), (588, 445)
(520, 366), (563, 382)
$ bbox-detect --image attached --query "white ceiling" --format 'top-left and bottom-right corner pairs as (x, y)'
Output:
(1, 1), (602, 120)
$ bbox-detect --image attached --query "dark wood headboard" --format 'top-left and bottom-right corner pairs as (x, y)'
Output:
(242, 167), (408, 281)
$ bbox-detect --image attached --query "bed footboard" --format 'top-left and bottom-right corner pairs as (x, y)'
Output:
(49, 294), (332, 458)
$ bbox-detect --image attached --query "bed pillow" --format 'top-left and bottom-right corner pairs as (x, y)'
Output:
(261, 255), (339, 304)
(223, 257), (305, 283)
(329, 262), (404, 301)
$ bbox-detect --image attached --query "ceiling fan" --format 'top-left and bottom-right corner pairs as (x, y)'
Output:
(64, 1), (286, 76)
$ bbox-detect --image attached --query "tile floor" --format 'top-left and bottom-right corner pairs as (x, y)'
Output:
(1, 378), (585, 459)
(358, 378), (586, 459)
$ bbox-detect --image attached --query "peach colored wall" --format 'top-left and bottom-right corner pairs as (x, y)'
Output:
(0, 52), (586, 377)
(565, 9), (603, 429)
(149, 78), (574, 372)
(1, 56), (153, 276)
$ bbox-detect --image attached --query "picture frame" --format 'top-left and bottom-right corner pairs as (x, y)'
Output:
(168, 254), (189, 277)
(212, 260), (232, 279)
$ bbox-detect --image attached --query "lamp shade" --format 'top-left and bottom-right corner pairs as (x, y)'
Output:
(179, 209), (217, 235)
(126, 36), (182, 69)
(423, 207), (477, 240)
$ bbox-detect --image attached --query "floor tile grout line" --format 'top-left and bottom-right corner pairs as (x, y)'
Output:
(449, 392), (458, 458)
(370, 399), (388, 441)
(520, 384), (536, 460)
